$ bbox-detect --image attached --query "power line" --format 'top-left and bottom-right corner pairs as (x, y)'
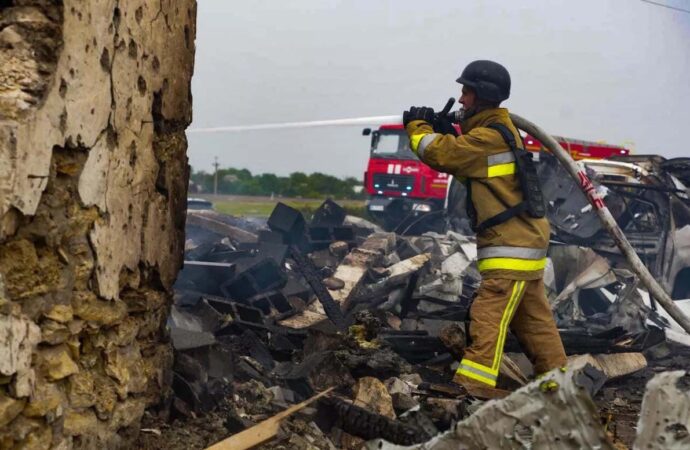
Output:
(640, 0), (690, 14)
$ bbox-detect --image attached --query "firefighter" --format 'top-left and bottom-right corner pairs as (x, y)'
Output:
(403, 60), (567, 395)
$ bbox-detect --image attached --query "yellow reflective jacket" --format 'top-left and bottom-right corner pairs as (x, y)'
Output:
(406, 108), (550, 280)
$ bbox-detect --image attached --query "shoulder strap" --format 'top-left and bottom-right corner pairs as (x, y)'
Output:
(486, 123), (521, 151)
(475, 202), (527, 233)
(472, 122), (527, 233)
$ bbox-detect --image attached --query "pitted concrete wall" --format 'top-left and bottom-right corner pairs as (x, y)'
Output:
(0, 1), (196, 448)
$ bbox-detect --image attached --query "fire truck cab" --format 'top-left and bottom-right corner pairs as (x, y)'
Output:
(362, 124), (448, 231)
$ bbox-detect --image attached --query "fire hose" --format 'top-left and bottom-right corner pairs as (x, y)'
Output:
(510, 113), (690, 335)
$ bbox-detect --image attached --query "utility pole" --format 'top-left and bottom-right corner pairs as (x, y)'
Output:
(213, 156), (219, 195)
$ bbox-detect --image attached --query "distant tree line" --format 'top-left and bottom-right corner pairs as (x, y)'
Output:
(190, 167), (363, 199)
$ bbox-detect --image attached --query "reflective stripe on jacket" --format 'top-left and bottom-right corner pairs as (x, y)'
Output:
(406, 108), (550, 280)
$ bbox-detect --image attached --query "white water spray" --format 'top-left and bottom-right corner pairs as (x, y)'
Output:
(186, 115), (402, 134)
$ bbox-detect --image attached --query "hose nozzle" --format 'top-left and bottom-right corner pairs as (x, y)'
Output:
(438, 97), (461, 123)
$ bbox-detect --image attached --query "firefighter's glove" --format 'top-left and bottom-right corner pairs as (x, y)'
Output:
(403, 106), (435, 127)
(433, 115), (458, 136)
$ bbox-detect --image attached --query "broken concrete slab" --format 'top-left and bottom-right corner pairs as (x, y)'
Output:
(385, 377), (413, 397)
(372, 366), (615, 450)
(344, 215), (384, 234)
(414, 246), (470, 302)
(312, 199), (347, 227)
(663, 327), (690, 348)
(391, 393), (419, 415)
(268, 202), (307, 245)
(353, 254), (431, 308)
(634, 370), (690, 450)
(170, 328), (216, 351)
(353, 377), (396, 420)
(329, 241), (349, 259)
(375, 254), (430, 289)
(247, 291), (295, 318)
(176, 261), (236, 297)
(568, 353), (647, 381)
(330, 234), (396, 308)
(220, 258), (287, 301)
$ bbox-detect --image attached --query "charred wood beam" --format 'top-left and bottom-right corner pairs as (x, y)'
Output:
(289, 246), (347, 330)
(321, 397), (431, 445)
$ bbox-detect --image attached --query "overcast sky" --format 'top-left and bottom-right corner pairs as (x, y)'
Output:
(187, 0), (690, 178)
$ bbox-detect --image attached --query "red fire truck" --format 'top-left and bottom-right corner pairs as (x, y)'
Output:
(362, 124), (449, 230)
(362, 124), (630, 230)
(523, 134), (630, 159)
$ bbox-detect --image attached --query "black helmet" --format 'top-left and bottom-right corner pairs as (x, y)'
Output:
(456, 60), (511, 103)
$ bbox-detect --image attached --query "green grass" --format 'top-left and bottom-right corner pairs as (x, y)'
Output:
(213, 198), (367, 219)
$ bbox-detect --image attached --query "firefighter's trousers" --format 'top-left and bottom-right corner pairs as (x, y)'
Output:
(454, 278), (567, 387)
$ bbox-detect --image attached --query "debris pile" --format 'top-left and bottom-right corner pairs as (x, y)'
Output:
(537, 153), (690, 302)
(144, 197), (690, 449)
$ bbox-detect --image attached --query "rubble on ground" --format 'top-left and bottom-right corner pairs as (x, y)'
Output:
(372, 365), (613, 450)
(136, 198), (690, 449)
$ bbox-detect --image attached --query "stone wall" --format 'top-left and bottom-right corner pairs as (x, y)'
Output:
(0, 1), (196, 448)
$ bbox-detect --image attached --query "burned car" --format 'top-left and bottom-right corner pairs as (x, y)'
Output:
(447, 153), (690, 300)
(187, 197), (215, 211)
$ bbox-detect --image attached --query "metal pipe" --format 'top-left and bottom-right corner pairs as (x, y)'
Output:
(511, 113), (690, 335)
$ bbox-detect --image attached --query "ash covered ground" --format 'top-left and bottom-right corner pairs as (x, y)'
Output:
(134, 347), (690, 450)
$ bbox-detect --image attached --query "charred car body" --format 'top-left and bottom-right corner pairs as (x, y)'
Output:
(447, 154), (690, 300)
